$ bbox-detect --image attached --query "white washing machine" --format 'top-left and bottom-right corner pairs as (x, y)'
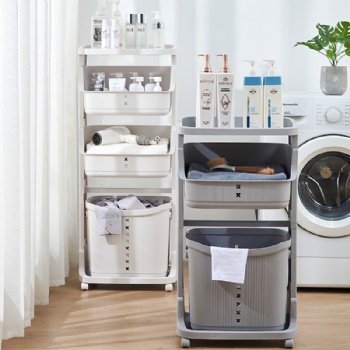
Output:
(263, 93), (350, 287)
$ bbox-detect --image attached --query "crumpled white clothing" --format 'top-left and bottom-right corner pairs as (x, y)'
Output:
(94, 204), (122, 235)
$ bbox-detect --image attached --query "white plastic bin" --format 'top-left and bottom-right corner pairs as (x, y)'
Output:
(86, 196), (172, 277)
(186, 227), (291, 330)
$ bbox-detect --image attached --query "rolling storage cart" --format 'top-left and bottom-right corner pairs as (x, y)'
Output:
(78, 45), (177, 291)
(177, 117), (298, 348)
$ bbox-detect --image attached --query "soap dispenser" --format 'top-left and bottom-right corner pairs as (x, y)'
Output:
(145, 72), (158, 91)
(135, 76), (145, 91)
(129, 72), (139, 91)
(263, 60), (283, 128)
(242, 60), (263, 128)
(108, 0), (125, 48)
(216, 54), (235, 128)
(150, 11), (165, 49)
(196, 54), (216, 128)
(153, 77), (163, 91)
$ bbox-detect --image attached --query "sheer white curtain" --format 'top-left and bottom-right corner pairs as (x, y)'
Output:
(0, 0), (78, 342)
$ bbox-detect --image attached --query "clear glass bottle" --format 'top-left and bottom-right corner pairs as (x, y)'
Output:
(125, 14), (137, 49)
(136, 14), (147, 49)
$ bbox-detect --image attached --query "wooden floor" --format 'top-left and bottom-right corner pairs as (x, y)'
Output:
(2, 265), (350, 350)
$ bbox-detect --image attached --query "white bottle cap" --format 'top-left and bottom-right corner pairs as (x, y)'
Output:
(136, 77), (144, 82)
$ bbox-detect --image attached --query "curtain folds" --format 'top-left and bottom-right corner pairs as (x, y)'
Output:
(0, 0), (78, 342)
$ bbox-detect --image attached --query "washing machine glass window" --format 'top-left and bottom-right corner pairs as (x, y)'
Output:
(299, 151), (350, 220)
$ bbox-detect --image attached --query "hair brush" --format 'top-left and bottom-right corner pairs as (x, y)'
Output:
(207, 158), (275, 175)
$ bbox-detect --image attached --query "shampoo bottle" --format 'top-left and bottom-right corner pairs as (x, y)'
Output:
(196, 54), (216, 128)
(91, 6), (108, 49)
(243, 60), (263, 128)
(151, 11), (165, 49)
(135, 77), (145, 91)
(110, 19), (120, 49)
(216, 54), (235, 128)
(109, 0), (125, 48)
(263, 60), (283, 128)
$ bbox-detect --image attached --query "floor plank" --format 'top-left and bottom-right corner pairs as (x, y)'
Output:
(2, 266), (350, 349)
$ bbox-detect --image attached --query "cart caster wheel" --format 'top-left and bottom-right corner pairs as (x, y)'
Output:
(285, 339), (294, 348)
(81, 282), (89, 291)
(181, 338), (190, 348)
(165, 283), (173, 292)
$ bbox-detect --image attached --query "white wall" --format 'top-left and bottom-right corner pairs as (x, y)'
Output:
(78, 0), (350, 119)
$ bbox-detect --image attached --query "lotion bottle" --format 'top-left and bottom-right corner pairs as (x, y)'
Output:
(136, 14), (147, 49)
(150, 11), (165, 49)
(101, 19), (111, 49)
(145, 72), (158, 91)
(91, 6), (108, 49)
(243, 60), (263, 128)
(196, 54), (216, 128)
(109, 0), (125, 48)
(125, 14), (137, 49)
(263, 60), (283, 128)
(216, 54), (235, 128)
(135, 77), (145, 91)
(110, 19), (120, 49)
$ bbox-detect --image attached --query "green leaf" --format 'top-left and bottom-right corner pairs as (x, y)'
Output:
(334, 21), (350, 42)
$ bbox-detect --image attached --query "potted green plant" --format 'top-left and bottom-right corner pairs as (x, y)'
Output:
(295, 21), (350, 95)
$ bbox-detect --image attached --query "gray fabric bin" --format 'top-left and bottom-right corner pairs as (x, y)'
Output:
(186, 228), (291, 331)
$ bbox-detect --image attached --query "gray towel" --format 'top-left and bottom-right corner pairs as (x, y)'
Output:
(187, 163), (287, 181)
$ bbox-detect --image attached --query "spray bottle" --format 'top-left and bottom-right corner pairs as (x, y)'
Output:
(242, 60), (263, 128)
(108, 0), (125, 48)
(263, 60), (283, 128)
(216, 54), (235, 128)
(150, 11), (165, 49)
(196, 54), (216, 128)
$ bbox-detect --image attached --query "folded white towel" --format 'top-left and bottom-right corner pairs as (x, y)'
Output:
(85, 138), (169, 155)
(94, 204), (123, 235)
(211, 246), (249, 284)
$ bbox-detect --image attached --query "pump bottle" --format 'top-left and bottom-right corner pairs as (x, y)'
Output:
(263, 60), (283, 128)
(196, 54), (216, 128)
(91, 6), (108, 48)
(145, 72), (158, 91)
(151, 11), (165, 49)
(129, 72), (139, 91)
(153, 77), (162, 91)
(216, 54), (235, 128)
(243, 60), (263, 128)
(108, 0), (125, 48)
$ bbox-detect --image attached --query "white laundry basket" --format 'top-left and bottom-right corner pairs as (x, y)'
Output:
(86, 196), (172, 277)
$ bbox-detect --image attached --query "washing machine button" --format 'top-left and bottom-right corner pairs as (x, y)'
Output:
(324, 106), (342, 124)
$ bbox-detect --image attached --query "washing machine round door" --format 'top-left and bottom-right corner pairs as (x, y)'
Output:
(298, 134), (350, 238)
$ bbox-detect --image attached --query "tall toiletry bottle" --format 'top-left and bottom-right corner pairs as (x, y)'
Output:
(263, 60), (283, 128)
(242, 60), (263, 128)
(110, 19), (120, 49)
(216, 54), (235, 128)
(109, 0), (125, 48)
(196, 54), (216, 128)
(91, 6), (108, 48)
(125, 14), (137, 48)
(136, 14), (147, 49)
(101, 19), (111, 49)
(150, 11), (165, 49)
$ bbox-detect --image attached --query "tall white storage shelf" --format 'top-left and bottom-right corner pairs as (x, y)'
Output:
(177, 117), (298, 348)
(78, 45), (177, 291)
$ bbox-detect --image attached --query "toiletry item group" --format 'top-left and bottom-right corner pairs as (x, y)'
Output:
(91, 1), (166, 49)
(196, 53), (235, 128)
(90, 71), (163, 92)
